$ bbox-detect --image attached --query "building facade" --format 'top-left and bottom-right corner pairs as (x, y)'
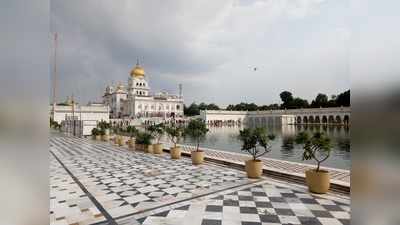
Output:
(103, 62), (184, 119)
(200, 107), (350, 126)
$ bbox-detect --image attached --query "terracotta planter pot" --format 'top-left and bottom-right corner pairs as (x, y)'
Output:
(305, 169), (330, 194)
(113, 136), (119, 145)
(145, 144), (154, 153)
(92, 135), (97, 140)
(245, 160), (263, 178)
(128, 138), (135, 150)
(101, 134), (109, 142)
(135, 144), (144, 151)
(153, 143), (163, 154)
(191, 151), (205, 165)
(170, 146), (181, 159)
(117, 137), (124, 146)
(95, 135), (101, 141)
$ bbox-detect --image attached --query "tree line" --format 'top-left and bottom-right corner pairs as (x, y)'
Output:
(184, 90), (350, 116)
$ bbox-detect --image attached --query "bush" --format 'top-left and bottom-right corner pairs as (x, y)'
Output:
(238, 127), (275, 161)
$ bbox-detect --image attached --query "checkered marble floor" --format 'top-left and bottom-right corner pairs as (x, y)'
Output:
(134, 180), (350, 225)
(50, 154), (106, 225)
(49, 135), (350, 225)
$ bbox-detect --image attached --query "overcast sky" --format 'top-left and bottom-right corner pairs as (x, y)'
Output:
(50, 0), (350, 106)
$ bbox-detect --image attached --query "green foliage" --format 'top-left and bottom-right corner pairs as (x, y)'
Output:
(50, 118), (61, 129)
(184, 90), (350, 115)
(311, 93), (329, 108)
(165, 123), (183, 147)
(336, 90), (350, 107)
(238, 127), (275, 161)
(184, 119), (209, 151)
(91, 128), (99, 136)
(147, 124), (165, 143)
(184, 102), (220, 116)
(97, 121), (111, 130)
(226, 102), (258, 111)
(135, 131), (153, 145)
(184, 103), (200, 116)
(280, 91), (294, 107)
(98, 129), (105, 136)
(126, 125), (138, 138)
(295, 131), (332, 172)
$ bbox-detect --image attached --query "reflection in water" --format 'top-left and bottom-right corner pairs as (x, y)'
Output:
(178, 124), (350, 170)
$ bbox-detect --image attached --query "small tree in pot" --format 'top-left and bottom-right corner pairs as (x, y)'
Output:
(126, 125), (138, 150)
(91, 128), (100, 140)
(238, 127), (275, 178)
(148, 124), (165, 154)
(295, 131), (332, 194)
(184, 119), (209, 165)
(135, 131), (153, 153)
(98, 121), (111, 141)
(165, 123), (183, 159)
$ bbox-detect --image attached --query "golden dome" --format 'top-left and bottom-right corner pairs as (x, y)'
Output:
(130, 60), (145, 77)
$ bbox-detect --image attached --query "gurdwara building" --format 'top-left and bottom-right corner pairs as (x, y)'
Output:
(102, 62), (184, 119)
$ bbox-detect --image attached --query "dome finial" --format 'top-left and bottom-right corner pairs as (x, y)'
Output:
(130, 59), (145, 77)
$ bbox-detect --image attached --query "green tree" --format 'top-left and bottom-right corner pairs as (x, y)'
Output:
(280, 91), (294, 109)
(311, 93), (328, 108)
(148, 124), (165, 144)
(238, 127), (275, 160)
(184, 103), (200, 116)
(126, 125), (138, 138)
(206, 103), (220, 110)
(336, 90), (350, 107)
(291, 97), (309, 108)
(165, 123), (183, 148)
(295, 132), (332, 172)
(184, 119), (209, 151)
(198, 102), (208, 110)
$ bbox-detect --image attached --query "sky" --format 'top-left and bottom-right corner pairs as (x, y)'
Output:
(50, 0), (351, 107)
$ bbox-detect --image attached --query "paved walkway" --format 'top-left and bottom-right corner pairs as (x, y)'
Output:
(50, 135), (350, 225)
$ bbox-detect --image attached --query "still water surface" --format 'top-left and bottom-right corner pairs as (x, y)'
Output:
(178, 124), (350, 170)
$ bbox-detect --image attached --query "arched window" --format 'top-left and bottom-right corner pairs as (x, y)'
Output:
(176, 105), (180, 110)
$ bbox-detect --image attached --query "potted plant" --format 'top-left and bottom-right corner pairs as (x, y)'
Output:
(148, 124), (165, 154)
(112, 127), (119, 145)
(184, 119), (209, 165)
(91, 128), (101, 140)
(126, 125), (138, 150)
(117, 134), (124, 146)
(99, 129), (107, 141)
(238, 127), (275, 178)
(165, 123), (183, 159)
(135, 131), (153, 153)
(98, 121), (111, 141)
(295, 131), (332, 194)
